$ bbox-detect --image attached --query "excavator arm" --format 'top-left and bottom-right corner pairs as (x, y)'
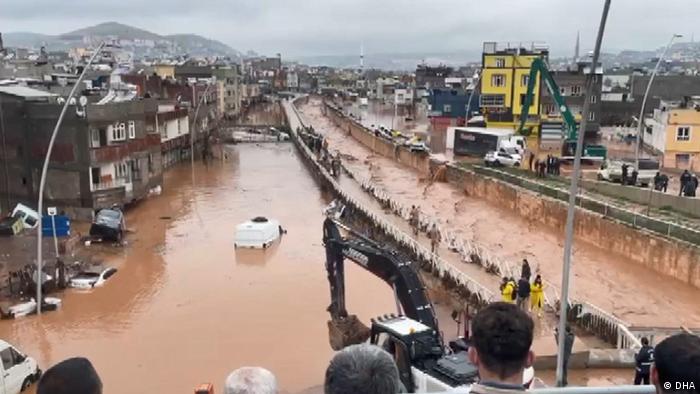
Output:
(322, 217), (440, 349)
(518, 57), (578, 141)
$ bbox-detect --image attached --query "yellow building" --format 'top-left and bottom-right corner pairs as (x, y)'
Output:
(153, 64), (175, 79)
(661, 104), (700, 171)
(480, 42), (548, 135)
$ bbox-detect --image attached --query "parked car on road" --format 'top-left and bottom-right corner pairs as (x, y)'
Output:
(89, 208), (125, 242)
(0, 340), (41, 394)
(69, 267), (118, 289)
(484, 150), (521, 167)
(597, 159), (659, 187)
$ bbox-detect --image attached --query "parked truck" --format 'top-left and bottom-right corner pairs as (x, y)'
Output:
(448, 127), (526, 156)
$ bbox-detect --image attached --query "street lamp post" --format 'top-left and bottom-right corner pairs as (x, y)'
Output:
(556, 0), (611, 387)
(190, 82), (214, 171)
(36, 41), (105, 314)
(634, 34), (682, 169)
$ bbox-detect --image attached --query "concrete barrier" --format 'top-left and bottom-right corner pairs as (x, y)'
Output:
(580, 179), (700, 218)
(323, 102), (431, 176)
(446, 165), (700, 289)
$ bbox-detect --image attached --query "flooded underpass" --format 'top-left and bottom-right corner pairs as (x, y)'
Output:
(0, 144), (410, 393)
(297, 97), (700, 330)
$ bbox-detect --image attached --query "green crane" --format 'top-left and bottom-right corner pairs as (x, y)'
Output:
(517, 58), (606, 159)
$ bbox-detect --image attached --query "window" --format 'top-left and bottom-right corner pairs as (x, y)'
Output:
(677, 126), (691, 141)
(491, 74), (506, 87)
(112, 122), (126, 141)
(676, 153), (690, 167)
(128, 121), (136, 139)
(443, 104), (452, 113)
(0, 348), (14, 370)
(521, 74), (529, 87)
(588, 111), (595, 121)
(480, 94), (506, 107)
(520, 94), (528, 107)
(90, 129), (100, 148)
(571, 85), (582, 96)
(495, 58), (506, 68)
(148, 153), (154, 173)
(590, 95), (597, 103)
(114, 162), (129, 179)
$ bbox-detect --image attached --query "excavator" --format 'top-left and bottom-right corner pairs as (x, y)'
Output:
(322, 204), (535, 392)
(518, 57), (607, 160)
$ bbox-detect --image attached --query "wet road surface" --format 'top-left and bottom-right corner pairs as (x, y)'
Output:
(298, 97), (700, 328)
(2, 144), (402, 393)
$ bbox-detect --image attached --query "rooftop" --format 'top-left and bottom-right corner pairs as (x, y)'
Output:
(0, 85), (57, 99)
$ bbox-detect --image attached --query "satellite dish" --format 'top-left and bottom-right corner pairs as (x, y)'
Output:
(79, 96), (88, 107)
(68, 97), (77, 105)
(56, 97), (66, 105)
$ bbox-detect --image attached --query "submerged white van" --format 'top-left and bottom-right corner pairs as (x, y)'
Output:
(234, 217), (282, 249)
(0, 340), (41, 393)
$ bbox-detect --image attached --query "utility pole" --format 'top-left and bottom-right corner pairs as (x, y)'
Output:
(36, 41), (106, 314)
(634, 34), (682, 169)
(555, 0), (611, 387)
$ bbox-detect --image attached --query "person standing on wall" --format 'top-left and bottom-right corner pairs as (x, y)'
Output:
(428, 222), (441, 255)
(679, 169), (691, 196)
(634, 337), (655, 385)
(621, 163), (629, 186)
(521, 259), (531, 281)
(516, 276), (531, 312)
(554, 325), (575, 387)
(500, 277), (515, 304)
(530, 275), (545, 317)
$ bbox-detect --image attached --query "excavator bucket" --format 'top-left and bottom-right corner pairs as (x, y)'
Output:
(327, 314), (371, 351)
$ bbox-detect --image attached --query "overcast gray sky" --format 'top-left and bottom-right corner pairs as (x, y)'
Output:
(1, 0), (698, 57)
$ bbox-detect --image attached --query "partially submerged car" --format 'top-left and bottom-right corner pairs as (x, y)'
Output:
(3, 297), (62, 319)
(235, 217), (283, 249)
(69, 268), (118, 289)
(89, 208), (125, 242)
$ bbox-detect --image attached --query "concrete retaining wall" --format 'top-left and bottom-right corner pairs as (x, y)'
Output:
(324, 103), (431, 176)
(322, 99), (700, 289)
(581, 179), (700, 218)
(446, 165), (700, 289)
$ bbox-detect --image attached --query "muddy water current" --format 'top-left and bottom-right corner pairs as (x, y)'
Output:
(1, 144), (401, 393)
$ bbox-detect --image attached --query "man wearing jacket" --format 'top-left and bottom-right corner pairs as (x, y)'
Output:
(634, 337), (654, 385)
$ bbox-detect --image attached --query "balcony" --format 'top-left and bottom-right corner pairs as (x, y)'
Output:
(91, 177), (131, 192)
(90, 134), (161, 164)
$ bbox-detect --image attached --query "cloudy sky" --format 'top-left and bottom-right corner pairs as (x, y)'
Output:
(1, 0), (698, 58)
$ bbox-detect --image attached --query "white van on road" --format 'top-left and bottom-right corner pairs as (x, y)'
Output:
(0, 340), (41, 393)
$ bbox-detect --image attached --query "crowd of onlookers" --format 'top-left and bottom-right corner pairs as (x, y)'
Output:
(33, 302), (699, 394)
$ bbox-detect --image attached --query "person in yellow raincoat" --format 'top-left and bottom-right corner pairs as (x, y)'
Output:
(500, 277), (515, 303)
(530, 274), (545, 317)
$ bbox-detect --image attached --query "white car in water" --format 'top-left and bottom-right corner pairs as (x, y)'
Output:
(69, 268), (118, 289)
(235, 217), (283, 249)
(484, 150), (521, 167)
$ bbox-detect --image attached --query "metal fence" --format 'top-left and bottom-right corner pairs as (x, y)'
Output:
(470, 165), (700, 245)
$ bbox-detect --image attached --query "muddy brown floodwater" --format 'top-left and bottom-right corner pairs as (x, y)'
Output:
(1, 144), (402, 393)
(299, 97), (700, 329)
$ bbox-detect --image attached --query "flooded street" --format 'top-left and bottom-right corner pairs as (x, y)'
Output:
(299, 97), (700, 328)
(342, 100), (430, 136)
(1, 144), (398, 393)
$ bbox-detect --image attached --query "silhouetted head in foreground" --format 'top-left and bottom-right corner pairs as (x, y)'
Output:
(324, 343), (400, 394)
(469, 302), (534, 385)
(652, 333), (700, 394)
(224, 367), (277, 394)
(37, 357), (102, 394)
